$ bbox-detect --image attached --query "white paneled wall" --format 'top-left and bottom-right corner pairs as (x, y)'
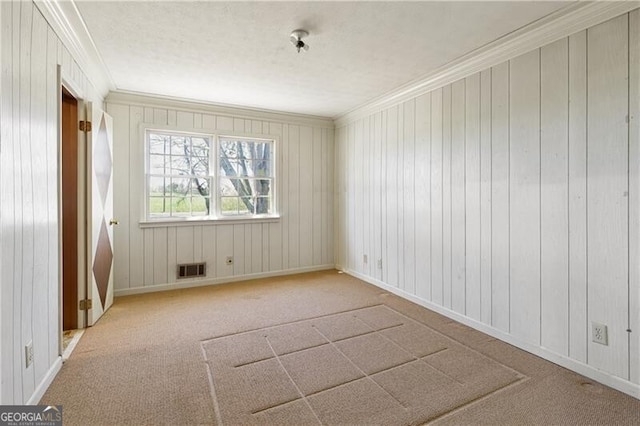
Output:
(0, 1), (104, 404)
(105, 95), (334, 294)
(336, 11), (640, 394)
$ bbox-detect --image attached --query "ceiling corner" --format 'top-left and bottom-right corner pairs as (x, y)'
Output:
(34, 0), (115, 98)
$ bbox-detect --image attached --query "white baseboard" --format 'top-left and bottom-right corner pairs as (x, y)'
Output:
(114, 265), (336, 297)
(345, 268), (640, 400)
(27, 356), (63, 405)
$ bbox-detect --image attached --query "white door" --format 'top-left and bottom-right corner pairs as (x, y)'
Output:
(86, 102), (115, 326)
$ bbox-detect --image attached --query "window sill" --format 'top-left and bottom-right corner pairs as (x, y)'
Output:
(139, 215), (280, 228)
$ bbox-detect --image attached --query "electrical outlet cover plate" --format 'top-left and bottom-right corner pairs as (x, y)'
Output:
(591, 322), (608, 346)
(25, 342), (33, 368)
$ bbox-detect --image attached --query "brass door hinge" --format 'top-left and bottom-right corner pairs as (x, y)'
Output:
(79, 299), (93, 310)
(79, 120), (92, 132)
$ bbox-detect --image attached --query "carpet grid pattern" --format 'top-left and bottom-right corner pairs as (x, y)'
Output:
(202, 304), (526, 425)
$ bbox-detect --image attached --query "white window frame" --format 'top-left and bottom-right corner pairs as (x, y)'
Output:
(141, 126), (279, 227)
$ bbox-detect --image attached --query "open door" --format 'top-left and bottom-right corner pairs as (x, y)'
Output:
(86, 102), (116, 326)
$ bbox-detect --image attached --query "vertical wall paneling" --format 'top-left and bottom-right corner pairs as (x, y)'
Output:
(415, 93), (431, 300)
(0, 1), (12, 401)
(312, 127), (322, 266)
(4, 1), (19, 402)
(363, 117), (371, 277)
(107, 96), (333, 291)
(568, 30), (588, 363)
(509, 50), (541, 345)
(288, 125), (300, 269)
(328, 127), (335, 265)
(451, 80), (466, 314)
(269, 122), (283, 271)
(233, 224), (245, 275)
(587, 15), (629, 379)
(216, 225), (233, 278)
(31, 9), (50, 385)
(465, 73), (482, 321)
(480, 69), (493, 324)
(442, 86), (452, 309)
(335, 10), (639, 396)
(540, 38), (570, 355)
(153, 228), (168, 284)
(176, 227), (194, 264)
(491, 62), (511, 333)
(202, 226), (216, 278)
(153, 108), (168, 126)
(403, 99), (416, 294)
(128, 106), (144, 287)
(430, 89), (444, 304)
(243, 222), (252, 275)
(397, 103), (405, 290)
(353, 121), (363, 272)
(251, 223), (262, 273)
(1, 0), (105, 404)
(167, 110), (176, 126)
(335, 126), (344, 269)
(166, 227), (177, 284)
(629, 9), (640, 386)
(387, 107), (400, 286)
(143, 229), (154, 285)
(193, 226), (203, 262)
(299, 126), (313, 267)
(45, 25), (59, 365)
(373, 113), (383, 281)
(19, 1), (35, 400)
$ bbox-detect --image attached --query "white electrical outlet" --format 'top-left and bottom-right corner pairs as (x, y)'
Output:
(225, 256), (233, 265)
(592, 322), (608, 346)
(377, 259), (383, 269)
(25, 341), (33, 368)
(363, 254), (368, 264)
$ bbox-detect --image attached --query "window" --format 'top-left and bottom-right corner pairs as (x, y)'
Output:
(145, 129), (276, 221)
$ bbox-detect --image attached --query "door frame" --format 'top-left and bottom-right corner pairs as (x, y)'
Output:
(57, 66), (88, 355)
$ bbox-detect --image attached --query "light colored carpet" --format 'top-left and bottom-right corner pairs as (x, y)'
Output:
(203, 305), (523, 425)
(41, 270), (640, 425)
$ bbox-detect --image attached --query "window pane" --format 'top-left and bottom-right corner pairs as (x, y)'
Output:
(169, 177), (191, 198)
(219, 140), (240, 159)
(191, 195), (210, 216)
(170, 136), (187, 155)
(149, 177), (167, 196)
(147, 131), (214, 219)
(219, 159), (241, 177)
(251, 179), (272, 197)
(239, 197), (253, 214)
(192, 177), (210, 197)
(149, 133), (169, 154)
(255, 197), (271, 214)
(191, 137), (209, 153)
(149, 154), (169, 175)
(220, 197), (240, 215)
(253, 142), (272, 161)
(219, 178), (239, 197)
(253, 159), (272, 177)
(171, 196), (192, 216)
(148, 197), (171, 216)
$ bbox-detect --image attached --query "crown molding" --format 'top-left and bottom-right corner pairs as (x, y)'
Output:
(106, 91), (335, 129)
(34, 0), (115, 98)
(334, 1), (640, 128)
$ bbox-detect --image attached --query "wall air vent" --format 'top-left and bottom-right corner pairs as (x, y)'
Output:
(177, 262), (206, 279)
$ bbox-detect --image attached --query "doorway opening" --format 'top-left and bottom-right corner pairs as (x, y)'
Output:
(61, 86), (79, 335)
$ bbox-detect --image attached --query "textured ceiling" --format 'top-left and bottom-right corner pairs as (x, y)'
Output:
(77, 1), (572, 118)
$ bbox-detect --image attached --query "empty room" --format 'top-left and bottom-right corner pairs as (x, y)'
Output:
(1, 0), (640, 424)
